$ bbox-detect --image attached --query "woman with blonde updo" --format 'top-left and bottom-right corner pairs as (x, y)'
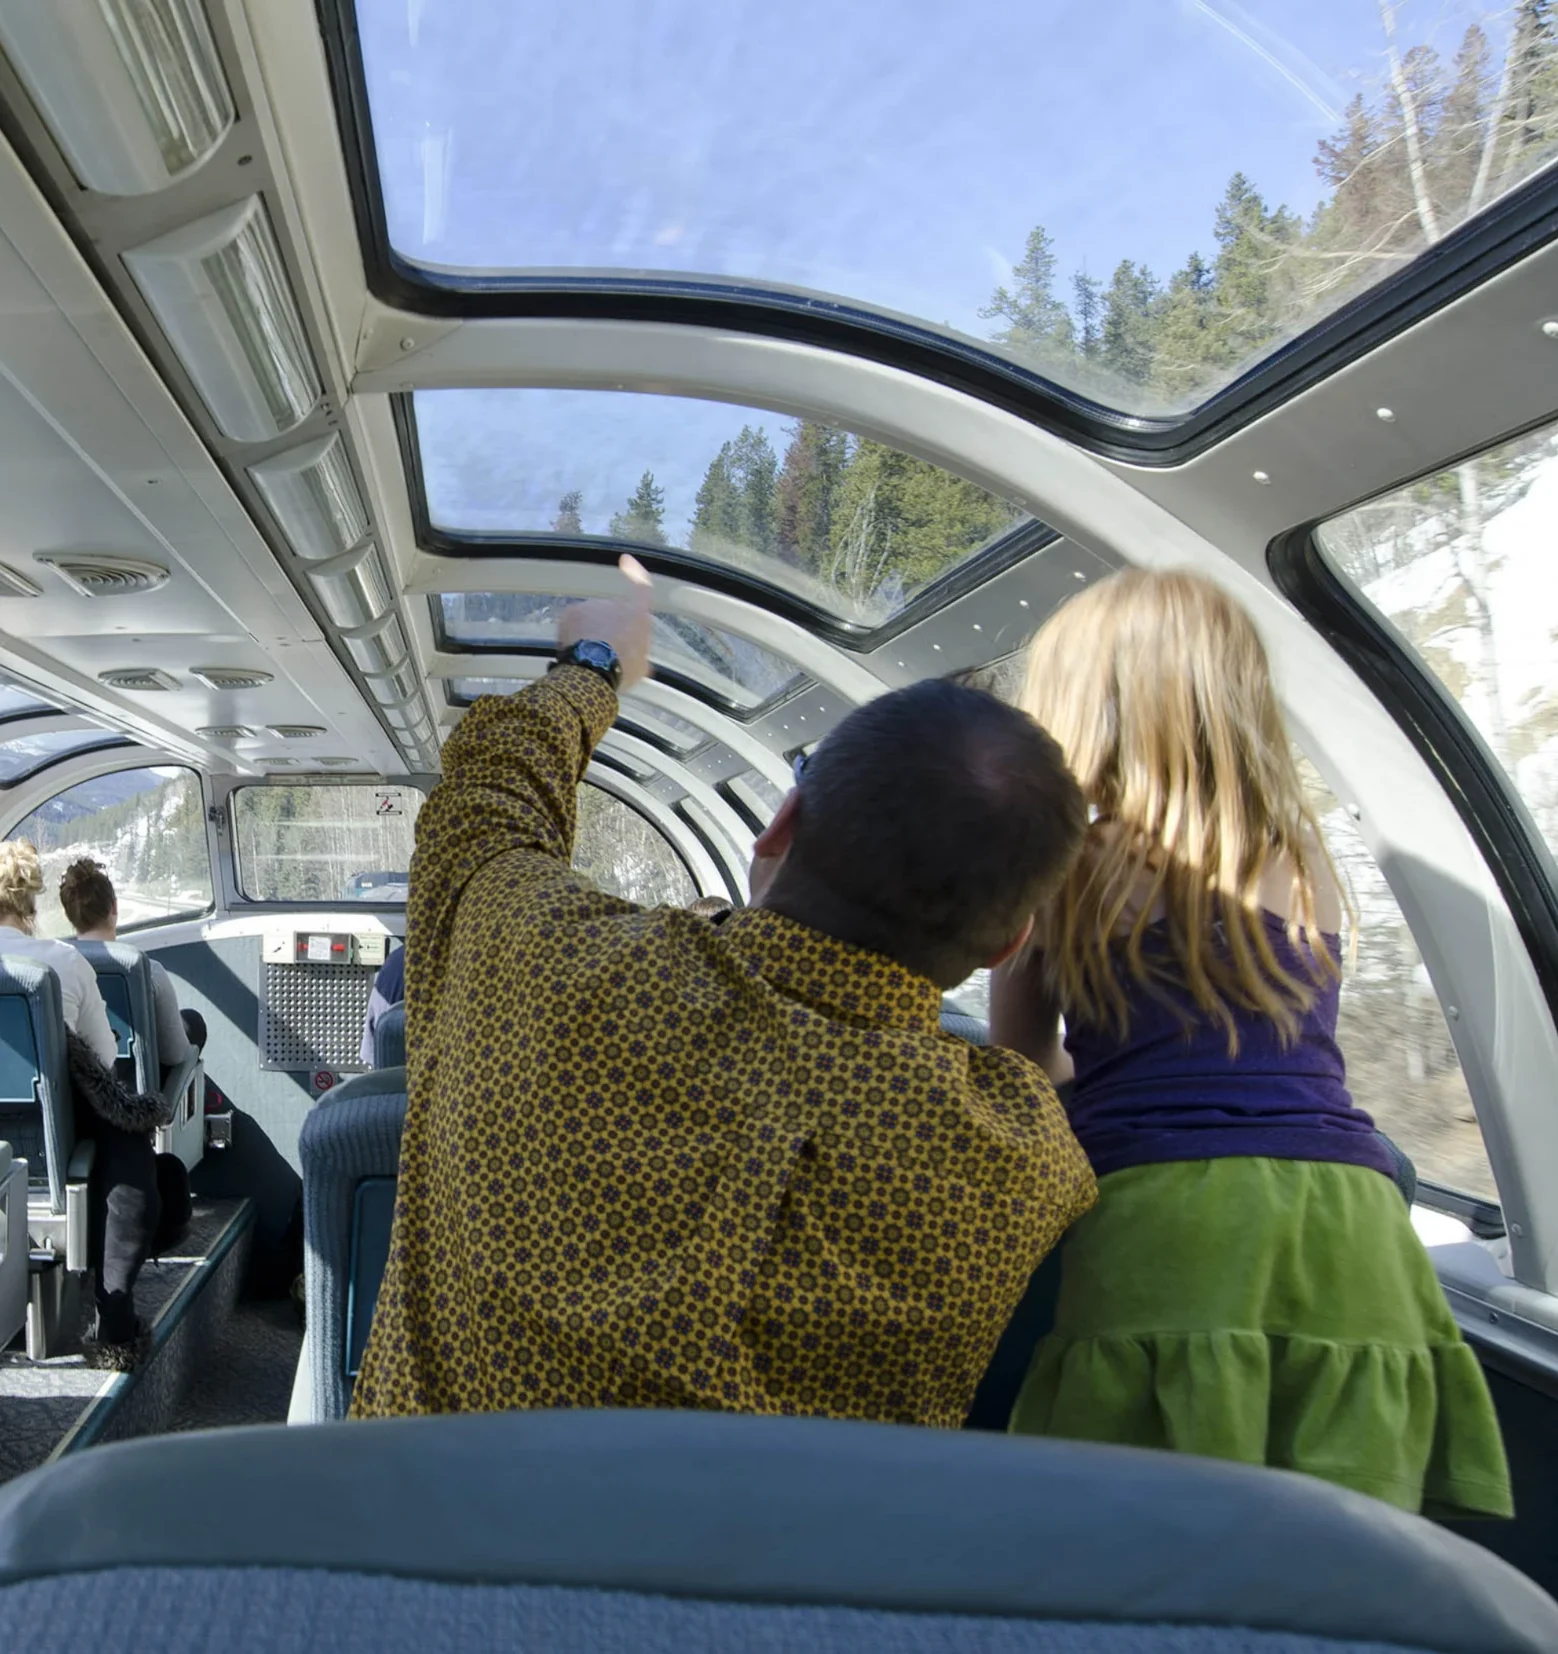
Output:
(0, 840), (115, 1065)
(993, 568), (1511, 1519)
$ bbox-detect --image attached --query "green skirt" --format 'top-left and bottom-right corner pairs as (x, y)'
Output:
(1008, 1157), (1513, 1519)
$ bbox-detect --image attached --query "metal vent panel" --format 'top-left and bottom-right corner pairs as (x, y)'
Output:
(39, 555), (169, 596)
(191, 666), (274, 689)
(259, 961), (375, 1072)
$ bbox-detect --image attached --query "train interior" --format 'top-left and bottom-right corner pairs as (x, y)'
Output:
(0, 1), (1555, 1645)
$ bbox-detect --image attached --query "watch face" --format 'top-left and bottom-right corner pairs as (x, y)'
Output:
(574, 640), (616, 673)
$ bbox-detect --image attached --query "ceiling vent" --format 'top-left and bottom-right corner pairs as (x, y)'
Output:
(266, 724), (323, 739)
(261, 756), (299, 768)
(190, 666), (274, 690)
(38, 554), (170, 597)
(197, 725), (253, 740)
(316, 756), (356, 768)
(0, 563), (42, 598)
(99, 667), (178, 691)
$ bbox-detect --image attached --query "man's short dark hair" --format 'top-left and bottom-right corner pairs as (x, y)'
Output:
(766, 679), (1086, 987)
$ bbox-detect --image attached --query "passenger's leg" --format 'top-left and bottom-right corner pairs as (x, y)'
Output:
(86, 1122), (160, 1351)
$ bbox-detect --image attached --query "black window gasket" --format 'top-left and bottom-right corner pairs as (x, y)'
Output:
(1267, 526), (1558, 1029)
(392, 393), (1057, 652)
(319, 0), (1558, 468)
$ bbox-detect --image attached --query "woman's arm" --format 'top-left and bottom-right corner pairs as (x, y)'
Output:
(990, 948), (1072, 1084)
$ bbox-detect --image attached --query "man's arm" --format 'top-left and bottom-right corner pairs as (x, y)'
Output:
(404, 555), (655, 1012)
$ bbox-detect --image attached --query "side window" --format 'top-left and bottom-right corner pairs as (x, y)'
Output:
(574, 784), (697, 907)
(1301, 759), (1495, 1201)
(1317, 422), (1558, 855)
(8, 766), (213, 938)
(233, 784), (424, 902)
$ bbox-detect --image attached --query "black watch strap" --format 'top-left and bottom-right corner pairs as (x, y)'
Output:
(551, 638), (622, 692)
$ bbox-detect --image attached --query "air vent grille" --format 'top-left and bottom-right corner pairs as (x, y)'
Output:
(190, 666), (274, 690)
(261, 756), (300, 768)
(197, 725), (253, 739)
(99, 667), (178, 691)
(316, 757), (357, 768)
(39, 555), (170, 597)
(266, 724), (323, 739)
(0, 563), (42, 598)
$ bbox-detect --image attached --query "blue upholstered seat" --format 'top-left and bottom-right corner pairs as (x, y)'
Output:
(0, 1409), (1553, 1652)
(372, 1001), (406, 1069)
(296, 1067), (407, 1421)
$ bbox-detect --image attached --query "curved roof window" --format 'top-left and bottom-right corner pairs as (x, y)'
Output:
(0, 728), (129, 785)
(355, 1), (1558, 418)
(436, 594), (802, 712)
(411, 390), (1028, 629)
(0, 678), (56, 722)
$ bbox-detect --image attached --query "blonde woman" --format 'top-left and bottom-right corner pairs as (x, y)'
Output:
(993, 568), (1512, 1519)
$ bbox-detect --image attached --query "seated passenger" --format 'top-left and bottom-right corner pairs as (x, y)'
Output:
(358, 940), (405, 1065)
(993, 567), (1512, 1519)
(60, 859), (206, 1072)
(351, 555), (1096, 1426)
(0, 843), (154, 1364)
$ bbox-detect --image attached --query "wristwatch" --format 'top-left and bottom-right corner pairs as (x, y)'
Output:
(551, 638), (622, 692)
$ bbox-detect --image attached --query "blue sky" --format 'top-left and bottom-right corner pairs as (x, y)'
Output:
(359, 0), (1510, 538)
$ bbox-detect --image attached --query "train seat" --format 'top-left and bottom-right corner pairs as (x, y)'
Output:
(0, 1139), (26, 1351)
(70, 941), (203, 1171)
(938, 1004), (989, 1044)
(294, 1067), (407, 1422)
(0, 1408), (1553, 1652)
(372, 1001), (406, 1069)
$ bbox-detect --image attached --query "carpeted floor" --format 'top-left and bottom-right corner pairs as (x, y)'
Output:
(167, 1298), (302, 1433)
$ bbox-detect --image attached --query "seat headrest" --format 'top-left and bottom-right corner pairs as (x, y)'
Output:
(373, 1002), (406, 1069)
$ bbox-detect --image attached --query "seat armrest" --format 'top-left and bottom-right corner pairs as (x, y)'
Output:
(66, 1139), (96, 1181)
(159, 1048), (201, 1118)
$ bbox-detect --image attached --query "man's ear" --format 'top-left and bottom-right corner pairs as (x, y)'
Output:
(753, 789), (800, 861)
(749, 790), (800, 905)
(983, 913), (1035, 971)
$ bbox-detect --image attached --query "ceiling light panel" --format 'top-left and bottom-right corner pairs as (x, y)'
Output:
(344, 613), (409, 676)
(249, 434), (369, 562)
(367, 661), (421, 705)
(307, 542), (391, 631)
(123, 195), (320, 442)
(0, 0), (233, 197)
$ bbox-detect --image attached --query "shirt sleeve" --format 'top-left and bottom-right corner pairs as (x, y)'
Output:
(68, 954), (119, 1070)
(406, 667), (618, 1002)
(149, 958), (192, 1063)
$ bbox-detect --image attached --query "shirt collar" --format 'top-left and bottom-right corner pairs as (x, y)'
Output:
(717, 907), (943, 1033)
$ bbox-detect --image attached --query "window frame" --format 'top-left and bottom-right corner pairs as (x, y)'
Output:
(321, 0), (1558, 467)
(7, 762), (216, 935)
(430, 601), (812, 723)
(397, 395), (1056, 649)
(0, 731), (134, 789)
(576, 775), (708, 904)
(1269, 514), (1558, 1037)
(226, 776), (428, 909)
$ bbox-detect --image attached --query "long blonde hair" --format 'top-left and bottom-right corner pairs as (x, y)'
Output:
(1020, 567), (1346, 1051)
(0, 840), (43, 933)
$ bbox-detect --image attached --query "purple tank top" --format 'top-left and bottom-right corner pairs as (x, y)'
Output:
(1063, 912), (1394, 1181)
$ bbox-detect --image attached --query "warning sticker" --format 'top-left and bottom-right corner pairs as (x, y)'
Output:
(305, 934), (333, 963)
(374, 790), (404, 817)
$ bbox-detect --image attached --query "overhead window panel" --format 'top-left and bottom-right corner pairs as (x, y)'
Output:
(412, 390), (1029, 630)
(353, 1), (1558, 419)
(0, 678), (55, 721)
(437, 593), (803, 712)
(0, 729), (128, 784)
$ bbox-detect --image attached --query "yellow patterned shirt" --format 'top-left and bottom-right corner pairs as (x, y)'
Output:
(350, 667), (1097, 1427)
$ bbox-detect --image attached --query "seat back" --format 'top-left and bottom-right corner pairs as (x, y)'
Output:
(0, 959), (72, 1216)
(372, 1002), (406, 1069)
(298, 1068), (407, 1420)
(0, 1141), (26, 1352)
(70, 941), (159, 1091)
(0, 1411), (1553, 1653)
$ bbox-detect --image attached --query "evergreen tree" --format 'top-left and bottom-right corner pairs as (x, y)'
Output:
(1151, 252), (1218, 403)
(1099, 260), (1159, 385)
(608, 471), (667, 546)
(552, 489), (584, 535)
(729, 425), (779, 558)
(1072, 270), (1103, 359)
(691, 443), (741, 550)
(980, 225), (1076, 355)
(1210, 171), (1299, 365)
(776, 421), (850, 570)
